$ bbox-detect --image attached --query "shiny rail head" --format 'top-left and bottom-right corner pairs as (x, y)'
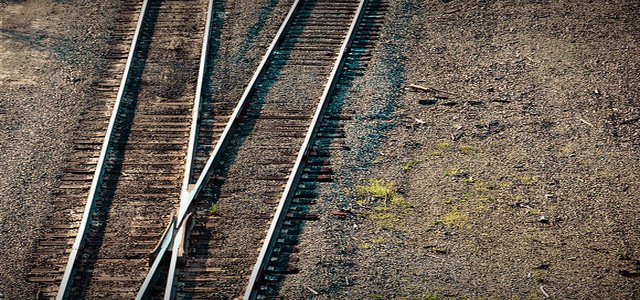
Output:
(56, 0), (152, 299)
(243, 0), (369, 298)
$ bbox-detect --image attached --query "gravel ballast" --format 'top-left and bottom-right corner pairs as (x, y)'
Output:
(1, 0), (295, 298)
(2, 0), (639, 299)
(0, 1), (120, 297)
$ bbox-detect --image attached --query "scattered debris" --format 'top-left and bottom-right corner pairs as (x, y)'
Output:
(448, 168), (470, 178)
(492, 94), (511, 103)
(539, 216), (549, 224)
(424, 245), (449, 255)
(434, 248), (449, 254)
(534, 263), (550, 270)
(619, 269), (640, 278)
(578, 116), (594, 127)
(424, 253), (445, 260)
(419, 99), (438, 105)
(414, 117), (426, 125)
(305, 285), (319, 295)
(329, 209), (350, 219)
(407, 83), (432, 92)
(452, 126), (464, 141)
(476, 120), (505, 139)
(511, 202), (532, 209)
(443, 8), (460, 14)
(539, 285), (550, 298)
(407, 83), (457, 97)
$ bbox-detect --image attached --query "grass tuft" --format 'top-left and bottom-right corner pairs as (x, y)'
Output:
(402, 159), (422, 171)
(371, 237), (386, 244)
(436, 208), (468, 229)
(458, 144), (479, 154)
(208, 203), (219, 215)
(436, 142), (451, 149)
(518, 175), (536, 185)
(356, 179), (413, 230)
(357, 180), (399, 206)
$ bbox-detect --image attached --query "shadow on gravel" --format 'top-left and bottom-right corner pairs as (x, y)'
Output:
(189, 0), (281, 182)
(236, 0), (281, 63)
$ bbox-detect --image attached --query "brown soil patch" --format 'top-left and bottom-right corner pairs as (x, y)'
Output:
(280, 1), (640, 299)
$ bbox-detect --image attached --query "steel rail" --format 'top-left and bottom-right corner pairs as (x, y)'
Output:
(164, 0), (215, 298)
(135, 217), (176, 300)
(137, 0), (302, 297)
(136, 0), (215, 297)
(136, 0), (214, 300)
(176, 0), (302, 229)
(243, 0), (369, 298)
(56, 0), (151, 298)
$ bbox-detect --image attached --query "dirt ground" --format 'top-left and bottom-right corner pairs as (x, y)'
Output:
(280, 0), (640, 299)
(0, 0), (120, 298)
(1, 0), (639, 299)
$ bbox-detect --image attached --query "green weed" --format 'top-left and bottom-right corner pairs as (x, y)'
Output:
(436, 142), (451, 149)
(208, 204), (219, 215)
(430, 150), (443, 156)
(402, 159), (422, 171)
(518, 176), (536, 185)
(436, 208), (469, 229)
(458, 144), (479, 154)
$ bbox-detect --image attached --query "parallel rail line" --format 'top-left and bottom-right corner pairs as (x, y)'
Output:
(150, 0), (371, 299)
(29, 1), (147, 298)
(29, 0), (387, 299)
(29, 0), (208, 298)
(243, 0), (368, 298)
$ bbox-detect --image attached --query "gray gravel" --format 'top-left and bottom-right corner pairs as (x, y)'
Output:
(0, 1), (120, 298)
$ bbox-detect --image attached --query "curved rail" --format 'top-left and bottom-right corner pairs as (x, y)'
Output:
(176, 0), (302, 227)
(243, 0), (369, 298)
(56, 1), (150, 298)
(164, 0), (215, 298)
(137, 0), (302, 297)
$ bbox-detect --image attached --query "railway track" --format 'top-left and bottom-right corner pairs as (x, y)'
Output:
(28, 0), (387, 299)
(28, 1), (147, 297)
(147, 0), (380, 299)
(246, 1), (389, 297)
(29, 0), (208, 298)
